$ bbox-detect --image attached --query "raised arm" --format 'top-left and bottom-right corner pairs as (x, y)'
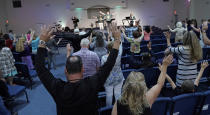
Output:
(136, 25), (144, 42)
(121, 27), (131, 41)
(191, 25), (200, 33)
(202, 26), (210, 45)
(168, 25), (177, 33)
(146, 55), (173, 106)
(164, 31), (172, 47)
(35, 25), (61, 97)
(194, 61), (209, 86)
(99, 11), (105, 16)
(158, 63), (176, 89)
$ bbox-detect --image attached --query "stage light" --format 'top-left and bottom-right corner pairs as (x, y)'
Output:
(75, 8), (83, 10)
(115, 6), (122, 8)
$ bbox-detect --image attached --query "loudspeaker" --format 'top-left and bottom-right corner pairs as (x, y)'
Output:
(13, 0), (22, 8)
(163, 0), (169, 2)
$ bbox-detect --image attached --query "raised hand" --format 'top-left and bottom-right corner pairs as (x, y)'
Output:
(110, 23), (121, 40)
(164, 31), (171, 40)
(162, 54), (173, 67)
(110, 23), (121, 50)
(201, 61), (209, 69)
(66, 43), (71, 52)
(40, 25), (54, 42)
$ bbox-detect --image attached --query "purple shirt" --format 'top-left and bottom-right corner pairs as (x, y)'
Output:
(73, 48), (100, 78)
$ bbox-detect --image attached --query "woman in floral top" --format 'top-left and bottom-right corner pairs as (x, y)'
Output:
(101, 42), (124, 106)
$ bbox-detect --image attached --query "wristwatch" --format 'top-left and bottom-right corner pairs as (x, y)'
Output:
(39, 40), (47, 48)
(39, 40), (46, 45)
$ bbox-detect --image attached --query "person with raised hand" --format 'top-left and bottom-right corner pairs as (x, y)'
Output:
(165, 31), (202, 87)
(35, 24), (121, 115)
(112, 55), (173, 115)
(159, 61), (209, 95)
(121, 24), (144, 54)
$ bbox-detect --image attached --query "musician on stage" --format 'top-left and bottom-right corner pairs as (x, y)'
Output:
(99, 11), (114, 32)
(129, 13), (136, 26)
(93, 15), (104, 30)
(72, 16), (79, 29)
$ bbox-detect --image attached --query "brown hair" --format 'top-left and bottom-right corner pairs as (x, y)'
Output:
(183, 31), (202, 63)
(106, 42), (114, 53)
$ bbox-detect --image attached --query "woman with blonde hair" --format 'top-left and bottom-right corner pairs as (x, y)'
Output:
(112, 55), (173, 115)
(165, 31), (202, 87)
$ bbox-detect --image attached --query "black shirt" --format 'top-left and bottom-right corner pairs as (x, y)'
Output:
(117, 100), (151, 115)
(62, 30), (92, 52)
(35, 48), (118, 115)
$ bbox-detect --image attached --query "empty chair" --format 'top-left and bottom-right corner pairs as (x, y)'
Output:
(170, 93), (203, 115)
(151, 97), (172, 115)
(200, 90), (210, 115)
(7, 85), (29, 103)
(98, 105), (113, 115)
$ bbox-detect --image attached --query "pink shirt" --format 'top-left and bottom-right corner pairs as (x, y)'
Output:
(144, 31), (152, 41)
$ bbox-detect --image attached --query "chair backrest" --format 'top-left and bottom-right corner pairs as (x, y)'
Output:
(0, 96), (11, 115)
(200, 90), (210, 115)
(171, 93), (203, 115)
(151, 44), (167, 53)
(122, 69), (135, 79)
(138, 67), (160, 88)
(151, 97), (172, 115)
(98, 106), (113, 115)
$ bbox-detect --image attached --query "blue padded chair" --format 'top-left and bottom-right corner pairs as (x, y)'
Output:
(138, 67), (160, 88)
(98, 105), (113, 115)
(200, 90), (210, 115)
(7, 85), (29, 103)
(151, 97), (172, 115)
(151, 39), (166, 45)
(0, 96), (10, 115)
(122, 69), (134, 79)
(151, 44), (167, 53)
(170, 93), (203, 115)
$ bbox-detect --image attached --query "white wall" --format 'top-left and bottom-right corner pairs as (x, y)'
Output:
(174, 0), (189, 21)
(190, 0), (210, 25)
(0, 0), (7, 33)
(4, 0), (178, 34)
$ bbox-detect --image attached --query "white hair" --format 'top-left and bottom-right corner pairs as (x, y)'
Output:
(80, 38), (90, 47)
(176, 22), (183, 28)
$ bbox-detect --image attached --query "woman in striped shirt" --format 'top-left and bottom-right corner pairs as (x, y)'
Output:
(165, 31), (202, 86)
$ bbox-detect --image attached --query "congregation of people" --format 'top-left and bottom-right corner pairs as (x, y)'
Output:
(0, 16), (210, 115)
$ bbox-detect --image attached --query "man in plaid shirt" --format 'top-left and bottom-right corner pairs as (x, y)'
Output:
(71, 38), (100, 78)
